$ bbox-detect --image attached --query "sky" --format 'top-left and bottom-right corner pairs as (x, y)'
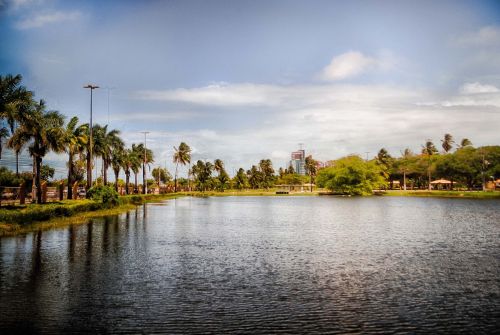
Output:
(1, 0), (500, 180)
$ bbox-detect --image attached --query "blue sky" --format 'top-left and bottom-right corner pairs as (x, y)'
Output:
(1, 0), (500, 179)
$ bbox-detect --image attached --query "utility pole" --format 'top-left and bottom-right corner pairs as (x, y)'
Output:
(84, 84), (99, 190)
(141, 131), (150, 194)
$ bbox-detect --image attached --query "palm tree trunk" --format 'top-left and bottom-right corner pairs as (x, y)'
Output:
(142, 162), (146, 194)
(403, 170), (407, 191)
(103, 159), (108, 185)
(67, 153), (74, 200)
(15, 151), (19, 176)
(134, 172), (138, 193)
(125, 170), (130, 195)
(35, 156), (42, 204)
(32, 156), (36, 202)
(86, 150), (92, 189)
(114, 168), (119, 192)
(174, 162), (179, 192)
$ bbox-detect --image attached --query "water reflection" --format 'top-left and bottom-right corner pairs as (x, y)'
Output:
(0, 196), (499, 334)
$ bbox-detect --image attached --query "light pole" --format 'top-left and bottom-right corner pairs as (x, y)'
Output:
(141, 131), (150, 194)
(84, 84), (99, 190)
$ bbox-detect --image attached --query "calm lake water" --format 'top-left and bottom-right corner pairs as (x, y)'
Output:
(0, 196), (499, 334)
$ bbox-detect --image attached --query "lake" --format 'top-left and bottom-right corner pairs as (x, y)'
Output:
(0, 196), (499, 334)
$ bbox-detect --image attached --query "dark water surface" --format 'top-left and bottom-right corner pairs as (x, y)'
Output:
(1, 196), (499, 334)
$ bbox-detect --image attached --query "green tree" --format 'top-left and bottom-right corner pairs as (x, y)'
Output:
(111, 145), (125, 192)
(152, 167), (171, 184)
(259, 159), (275, 189)
(173, 142), (191, 192)
(459, 138), (472, 148)
(316, 155), (385, 195)
(132, 143), (153, 194)
(421, 140), (439, 190)
(233, 168), (249, 189)
(191, 160), (213, 191)
(63, 116), (87, 199)
(304, 155), (318, 192)
(0, 74), (32, 161)
(247, 165), (262, 189)
(441, 133), (454, 153)
(40, 164), (55, 181)
(92, 124), (124, 186)
(8, 100), (65, 203)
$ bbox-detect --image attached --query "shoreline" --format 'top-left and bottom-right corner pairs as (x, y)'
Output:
(1, 190), (499, 237)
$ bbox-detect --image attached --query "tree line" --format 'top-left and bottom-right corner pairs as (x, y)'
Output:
(2, 74), (499, 200)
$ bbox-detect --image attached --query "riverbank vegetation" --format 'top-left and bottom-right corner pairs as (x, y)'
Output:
(2, 74), (500, 200)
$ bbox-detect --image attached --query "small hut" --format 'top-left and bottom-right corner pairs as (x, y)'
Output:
(430, 179), (452, 190)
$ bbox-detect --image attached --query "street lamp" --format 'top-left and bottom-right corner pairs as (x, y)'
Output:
(141, 131), (150, 194)
(84, 84), (99, 190)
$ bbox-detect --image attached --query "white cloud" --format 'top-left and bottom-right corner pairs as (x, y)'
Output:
(460, 82), (500, 94)
(453, 26), (500, 47)
(15, 10), (81, 29)
(319, 51), (377, 81)
(135, 82), (417, 108)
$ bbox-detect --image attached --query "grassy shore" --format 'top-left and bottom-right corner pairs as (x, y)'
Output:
(0, 193), (182, 236)
(383, 190), (500, 199)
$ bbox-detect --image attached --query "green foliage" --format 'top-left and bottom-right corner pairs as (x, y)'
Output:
(316, 155), (386, 195)
(233, 168), (249, 189)
(277, 173), (307, 185)
(0, 167), (31, 187)
(40, 164), (55, 181)
(0, 200), (101, 225)
(86, 185), (119, 207)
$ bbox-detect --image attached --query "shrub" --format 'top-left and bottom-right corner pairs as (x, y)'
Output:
(86, 185), (119, 207)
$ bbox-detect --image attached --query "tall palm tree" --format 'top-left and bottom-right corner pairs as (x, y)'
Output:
(63, 117), (87, 199)
(92, 124), (123, 185)
(459, 138), (472, 148)
(304, 155), (317, 192)
(214, 159), (224, 174)
(121, 148), (138, 195)
(173, 142), (191, 192)
(8, 100), (65, 203)
(441, 133), (454, 153)
(133, 143), (153, 194)
(0, 74), (32, 161)
(111, 145), (125, 192)
(421, 140), (438, 190)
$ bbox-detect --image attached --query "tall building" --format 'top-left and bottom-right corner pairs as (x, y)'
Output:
(290, 148), (306, 175)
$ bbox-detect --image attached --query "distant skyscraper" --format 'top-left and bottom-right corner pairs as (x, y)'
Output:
(290, 148), (306, 175)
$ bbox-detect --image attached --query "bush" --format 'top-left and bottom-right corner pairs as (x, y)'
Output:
(86, 185), (119, 207)
(317, 155), (386, 195)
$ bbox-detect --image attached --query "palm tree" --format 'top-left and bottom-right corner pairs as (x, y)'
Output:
(131, 143), (153, 193)
(173, 142), (191, 192)
(441, 133), (454, 153)
(111, 145), (125, 193)
(259, 159), (274, 189)
(399, 148), (413, 191)
(304, 155), (317, 192)
(63, 117), (87, 199)
(8, 100), (65, 203)
(459, 138), (472, 148)
(0, 74), (32, 162)
(92, 124), (123, 185)
(121, 148), (138, 195)
(421, 140), (438, 190)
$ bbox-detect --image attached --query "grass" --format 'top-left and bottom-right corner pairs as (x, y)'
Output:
(180, 189), (319, 197)
(383, 190), (500, 199)
(0, 193), (183, 237)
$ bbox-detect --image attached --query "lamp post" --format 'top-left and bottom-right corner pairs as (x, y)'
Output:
(141, 131), (150, 194)
(84, 84), (99, 190)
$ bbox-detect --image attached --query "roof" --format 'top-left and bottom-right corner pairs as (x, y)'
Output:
(430, 179), (452, 184)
